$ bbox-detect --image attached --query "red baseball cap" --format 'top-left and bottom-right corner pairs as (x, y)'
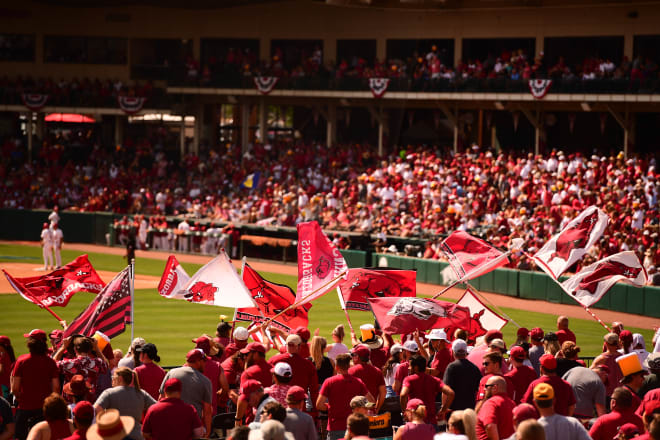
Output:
(509, 346), (526, 361)
(540, 354), (557, 370)
(351, 344), (370, 359)
(294, 326), (311, 342)
(163, 378), (182, 393)
(23, 329), (47, 341)
(49, 329), (63, 340)
(517, 327), (530, 338)
(530, 327), (544, 341)
(512, 403), (539, 422)
(186, 349), (206, 363)
(484, 329), (503, 343)
(0, 336), (10, 345)
(73, 401), (94, 420)
(286, 385), (307, 402)
(406, 398), (425, 410)
(240, 379), (263, 398)
(614, 423), (639, 439)
(192, 336), (211, 355)
(641, 399), (660, 417)
(240, 342), (266, 355)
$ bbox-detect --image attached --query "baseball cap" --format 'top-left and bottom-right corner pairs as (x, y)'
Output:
(406, 398), (425, 411)
(604, 332), (619, 345)
(533, 383), (554, 401)
(390, 343), (403, 355)
(286, 386), (307, 402)
(163, 378), (182, 393)
(137, 343), (158, 359)
(294, 326), (311, 342)
(233, 327), (249, 341)
(49, 329), (64, 340)
(543, 332), (558, 342)
(0, 336), (9, 345)
(516, 327), (530, 338)
(240, 379), (263, 398)
(509, 346), (526, 361)
(73, 401), (95, 420)
(240, 342), (266, 355)
(485, 329), (503, 343)
(540, 353), (557, 370)
(646, 352), (660, 370)
(530, 327), (544, 341)
(426, 329), (449, 342)
(271, 362), (292, 378)
(350, 396), (375, 409)
(192, 336), (211, 354)
(186, 348), (206, 363)
(23, 329), (47, 341)
(489, 338), (506, 350)
(615, 423), (640, 439)
(641, 399), (660, 417)
(451, 339), (468, 354)
(402, 340), (419, 352)
(285, 334), (302, 345)
(351, 344), (370, 358)
(512, 403), (539, 422)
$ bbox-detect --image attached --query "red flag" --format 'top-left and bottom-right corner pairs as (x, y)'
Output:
(533, 206), (608, 279)
(368, 296), (471, 334)
(237, 263), (311, 333)
(2, 255), (105, 308)
(560, 251), (647, 307)
(296, 221), (348, 305)
(439, 231), (509, 282)
(64, 267), (132, 339)
(337, 268), (416, 311)
(157, 256), (190, 298)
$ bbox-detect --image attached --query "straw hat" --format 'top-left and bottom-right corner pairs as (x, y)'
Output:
(86, 409), (134, 440)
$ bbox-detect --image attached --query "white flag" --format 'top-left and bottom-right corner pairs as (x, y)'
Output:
(457, 288), (508, 338)
(560, 251), (648, 307)
(532, 206), (608, 279)
(158, 256), (191, 299)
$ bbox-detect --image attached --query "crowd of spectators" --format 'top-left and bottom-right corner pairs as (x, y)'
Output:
(1, 129), (658, 276)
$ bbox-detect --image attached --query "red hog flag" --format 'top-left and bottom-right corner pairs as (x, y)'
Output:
(236, 262), (311, 332)
(560, 251), (647, 307)
(368, 296), (471, 334)
(3, 254), (105, 308)
(337, 268), (416, 311)
(64, 267), (131, 339)
(296, 221), (348, 305)
(439, 231), (509, 282)
(451, 288), (508, 340)
(157, 256), (191, 299)
(532, 206), (608, 279)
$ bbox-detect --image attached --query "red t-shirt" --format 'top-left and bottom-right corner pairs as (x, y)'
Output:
(394, 361), (411, 385)
(348, 363), (385, 400)
(62, 429), (86, 440)
(135, 362), (167, 401)
(430, 348), (452, 378)
(475, 394), (516, 440)
(402, 373), (444, 424)
(278, 343), (310, 359)
(504, 365), (538, 404)
(268, 353), (319, 404)
(522, 375), (576, 416)
(220, 357), (242, 388)
(12, 353), (59, 410)
(142, 397), (202, 440)
(319, 374), (368, 431)
(0, 350), (12, 389)
(241, 358), (273, 389)
(556, 329), (576, 345)
(370, 347), (389, 370)
(203, 356), (222, 412)
(589, 409), (644, 440)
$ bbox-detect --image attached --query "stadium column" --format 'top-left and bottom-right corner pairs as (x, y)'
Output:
(193, 104), (202, 155)
(454, 38), (462, 68)
(115, 115), (124, 148)
(259, 98), (267, 142)
(326, 103), (337, 147)
(26, 112), (33, 162)
(241, 102), (250, 155)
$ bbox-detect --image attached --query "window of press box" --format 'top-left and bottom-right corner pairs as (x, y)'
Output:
(0, 34), (35, 62)
(44, 35), (127, 64)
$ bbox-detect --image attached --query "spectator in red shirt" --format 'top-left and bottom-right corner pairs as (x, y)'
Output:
(476, 351), (515, 410)
(475, 376), (516, 440)
(348, 344), (386, 412)
(193, 336), (229, 415)
(10, 329), (60, 440)
(222, 327), (249, 362)
(393, 398), (436, 440)
(425, 329), (452, 379)
(506, 346), (538, 404)
(240, 342), (272, 389)
(134, 343), (166, 401)
(317, 353), (372, 440)
(589, 387), (645, 440)
(400, 354), (454, 425)
(556, 316), (577, 346)
(269, 334), (319, 412)
(522, 354), (576, 416)
(142, 378), (204, 440)
(393, 340), (420, 396)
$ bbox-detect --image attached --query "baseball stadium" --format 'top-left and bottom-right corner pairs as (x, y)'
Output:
(0, 1), (659, 439)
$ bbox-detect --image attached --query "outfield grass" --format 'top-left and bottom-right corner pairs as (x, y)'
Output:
(0, 243), (655, 366)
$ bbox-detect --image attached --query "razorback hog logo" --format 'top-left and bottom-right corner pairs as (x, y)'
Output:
(445, 308), (487, 341)
(348, 271), (407, 298)
(387, 298), (447, 321)
(184, 281), (217, 303)
(576, 260), (642, 295)
(315, 256), (331, 279)
(249, 280), (290, 315)
(549, 211), (599, 262)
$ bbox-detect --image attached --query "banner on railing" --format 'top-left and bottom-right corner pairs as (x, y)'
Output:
(254, 76), (279, 95)
(118, 96), (146, 114)
(21, 93), (49, 111)
(368, 78), (390, 98)
(529, 79), (552, 99)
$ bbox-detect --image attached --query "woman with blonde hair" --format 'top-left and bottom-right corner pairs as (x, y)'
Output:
(309, 336), (334, 386)
(435, 408), (477, 440)
(393, 398), (436, 440)
(325, 324), (349, 360)
(93, 366), (156, 440)
(543, 332), (561, 356)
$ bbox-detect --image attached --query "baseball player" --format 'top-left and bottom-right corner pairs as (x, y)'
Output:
(40, 222), (54, 270)
(51, 222), (64, 268)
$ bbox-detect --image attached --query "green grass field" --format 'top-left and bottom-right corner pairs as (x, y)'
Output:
(0, 243), (655, 366)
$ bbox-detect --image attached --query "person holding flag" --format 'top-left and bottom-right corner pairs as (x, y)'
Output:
(53, 336), (109, 399)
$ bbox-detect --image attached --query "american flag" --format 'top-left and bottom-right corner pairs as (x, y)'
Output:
(64, 267), (132, 339)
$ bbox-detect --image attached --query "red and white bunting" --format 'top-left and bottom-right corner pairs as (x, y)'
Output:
(368, 78), (390, 98)
(253, 76), (279, 95)
(117, 96), (146, 115)
(528, 79), (552, 99)
(21, 93), (49, 111)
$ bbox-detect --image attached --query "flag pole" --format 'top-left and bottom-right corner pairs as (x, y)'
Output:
(336, 288), (356, 336)
(130, 259), (135, 342)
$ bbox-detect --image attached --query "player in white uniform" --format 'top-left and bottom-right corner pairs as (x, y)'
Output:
(48, 206), (60, 225)
(50, 222), (64, 268)
(40, 222), (54, 270)
(177, 219), (191, 252)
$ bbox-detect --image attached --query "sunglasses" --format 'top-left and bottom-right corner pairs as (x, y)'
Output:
(484, 384), (496, 388)
(482, 362), (491, 366)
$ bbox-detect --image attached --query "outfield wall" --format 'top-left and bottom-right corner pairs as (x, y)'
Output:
(3, 208), (657, 318)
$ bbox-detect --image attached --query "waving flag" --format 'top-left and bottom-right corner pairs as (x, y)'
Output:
(236, 262), (311, 332)
(368, 296), (470, 334)
(296, 221), (348, 305)
(241, 172), (260, 190)
(247, 322), (287, 347)
(446, 288), (508, 340)
(64, 267), (131, 339)
(157, 256), (191, 299)
(532, 206), (608, 279)
(439, 231), (509, 282)
(3, 255), (105, 308)
(165, 252), (256, 308)
(337, 268), (416, 311)
(560, 251), (647, 307)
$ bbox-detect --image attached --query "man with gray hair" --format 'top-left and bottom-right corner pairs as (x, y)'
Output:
(443, 338), (481, 410)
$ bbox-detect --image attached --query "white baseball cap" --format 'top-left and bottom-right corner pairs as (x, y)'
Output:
(390, 343), (403, 355)
(233, 327), (249, 341)
(272, 362), (292, 377)
(451, 339), (468, 354)
(426, 329), (449, 342)
(402, 341), (419, 352)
